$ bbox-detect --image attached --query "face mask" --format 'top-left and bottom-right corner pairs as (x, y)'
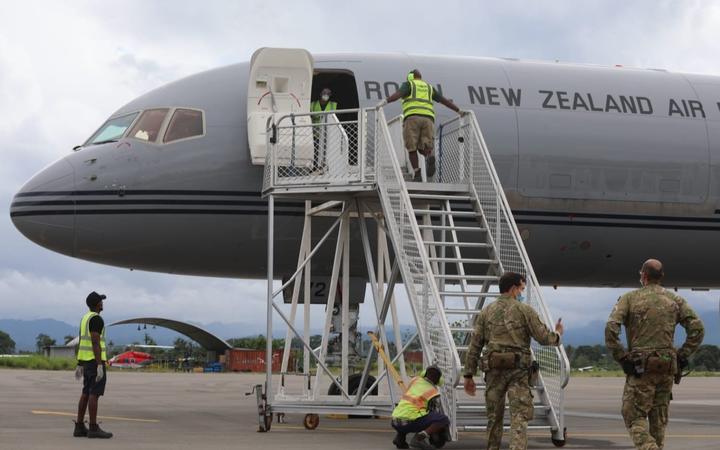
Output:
(517, 294), (525, 302)
(321, 95), (330, 102)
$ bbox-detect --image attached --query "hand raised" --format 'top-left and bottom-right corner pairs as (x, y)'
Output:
(463, 377), (476, 396)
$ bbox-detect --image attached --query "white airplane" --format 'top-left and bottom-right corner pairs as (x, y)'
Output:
(10, 49), (720, 288)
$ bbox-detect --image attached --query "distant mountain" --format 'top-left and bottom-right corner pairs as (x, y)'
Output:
(0, 310), (715, 353)
(563, 310), (718, 347)
(0, 319), (76, 351)
(0, 318), (269, 352)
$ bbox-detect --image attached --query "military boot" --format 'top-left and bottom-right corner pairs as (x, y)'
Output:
(73, 421), (88, 437)
(87, 423), (113, 439)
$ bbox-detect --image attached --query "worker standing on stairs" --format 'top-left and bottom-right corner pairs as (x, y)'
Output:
(377, 69), (460, 182)
(390, 365), (450, 449)
(463, 272), (563, 450)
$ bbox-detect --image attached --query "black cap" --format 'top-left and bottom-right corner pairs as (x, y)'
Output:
(86, 291), (107, 309)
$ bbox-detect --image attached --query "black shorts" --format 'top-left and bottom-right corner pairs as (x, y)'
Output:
(81, 361), (107, 396)
(391, 412), (449, 434)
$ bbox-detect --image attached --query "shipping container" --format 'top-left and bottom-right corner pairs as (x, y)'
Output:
(224, 349), (295, 373)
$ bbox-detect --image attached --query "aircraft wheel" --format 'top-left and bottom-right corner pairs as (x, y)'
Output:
(303, 413), (320, 430)
(551, 428), (567, 447)
(327, 373), (378, 396)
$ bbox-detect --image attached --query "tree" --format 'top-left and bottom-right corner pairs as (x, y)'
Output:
(227, 335), (284, 350)
(35, 333), (56, 353)
(143, 333), (157, 346)
(691, 345), (720, 371)
(0, 330), (16, 354)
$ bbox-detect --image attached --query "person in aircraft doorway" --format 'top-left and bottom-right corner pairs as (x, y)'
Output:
(310, 87), (338, 172)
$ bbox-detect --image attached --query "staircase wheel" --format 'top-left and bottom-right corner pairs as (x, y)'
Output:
(551, 427), (567, 447)
(303, 413), (320, 430)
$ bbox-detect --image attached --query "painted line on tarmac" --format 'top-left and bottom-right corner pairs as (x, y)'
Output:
(31, 410), (159, 423)
(273, 425), (720, 439)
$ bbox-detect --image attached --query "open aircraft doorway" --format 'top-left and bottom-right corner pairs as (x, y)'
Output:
(311, 70), (359, 120)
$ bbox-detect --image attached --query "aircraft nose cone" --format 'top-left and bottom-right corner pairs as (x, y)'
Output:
(10, 158), (77, 257)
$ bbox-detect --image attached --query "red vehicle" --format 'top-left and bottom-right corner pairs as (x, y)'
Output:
(108, 350), (153, 369)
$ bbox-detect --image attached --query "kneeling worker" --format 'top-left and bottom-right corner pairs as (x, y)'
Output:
(391, 365), (449, 449)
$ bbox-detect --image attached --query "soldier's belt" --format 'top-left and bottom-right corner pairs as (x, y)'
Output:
(645, 356), (673, 375)
(488, 352), (519, 370)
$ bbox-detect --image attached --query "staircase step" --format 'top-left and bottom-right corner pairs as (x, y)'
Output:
(405, 182), (470, 192)
(435, 274), (498, 281)
(418, 225), (485, 232)
(457, 424), (553, 432)
(425, 241), (492, 248)
(438, 291), (500, 297)
(456, 404), (550, 413)
(429, 257), (497, 264)
(413, 209), (477, 217)
(409, 193), (473, 201)
(454, 384), (546, 394)
(444, 308), (483, 315)
(449, 327), (475, 332)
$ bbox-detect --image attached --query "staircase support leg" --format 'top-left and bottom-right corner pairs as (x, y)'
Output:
(265, 195), (275, 415)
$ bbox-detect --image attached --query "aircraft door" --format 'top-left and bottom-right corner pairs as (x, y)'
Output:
(247, 47), (313, 165)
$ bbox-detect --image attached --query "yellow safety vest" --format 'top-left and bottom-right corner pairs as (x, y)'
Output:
(402, 79), (435, 120)
(310, 100), (337, 123)
(391, 377), (439, 420)
(77, 311), (107, 362)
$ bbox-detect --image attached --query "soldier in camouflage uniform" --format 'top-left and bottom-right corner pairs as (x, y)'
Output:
(605, 259), (704, 450)
(463, 272), (563, 450)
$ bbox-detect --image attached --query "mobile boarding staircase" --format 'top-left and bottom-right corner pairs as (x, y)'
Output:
(257, 107), (570, 446)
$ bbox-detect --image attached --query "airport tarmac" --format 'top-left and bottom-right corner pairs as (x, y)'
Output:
(1, 369), (718, 449)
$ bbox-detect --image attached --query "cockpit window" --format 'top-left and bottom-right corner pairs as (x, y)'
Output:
(86, 112), (139, 145)
(128, 108), (169, 142)
(164, 109), (204, 143)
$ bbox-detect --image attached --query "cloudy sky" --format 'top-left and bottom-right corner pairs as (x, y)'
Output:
(0, 1), (718, 341)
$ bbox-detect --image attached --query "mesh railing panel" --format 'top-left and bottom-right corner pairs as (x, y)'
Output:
(373, 109), (460, 438)
(434, 120), (472, 185)
(263, 110), (374, 191)
(437, 113), (569, 432)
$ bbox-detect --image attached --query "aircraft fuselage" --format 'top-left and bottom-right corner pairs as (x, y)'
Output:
(10, 53), (720, 287)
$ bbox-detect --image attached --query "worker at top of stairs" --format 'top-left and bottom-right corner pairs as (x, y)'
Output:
(377, 70), (461, 181)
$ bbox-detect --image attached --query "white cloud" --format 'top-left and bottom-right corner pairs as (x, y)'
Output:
(0, 269), (266, 325)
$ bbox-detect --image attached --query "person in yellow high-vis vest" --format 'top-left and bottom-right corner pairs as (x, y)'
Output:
(378, 70), (461, 182)
(390, 365), (450, 449)
(310, 87), (338, 172)
(73, 291), (113, 439)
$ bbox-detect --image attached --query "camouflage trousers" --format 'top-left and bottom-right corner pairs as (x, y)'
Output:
(484, 368), (533, 450)
(621, 373), (674, 450)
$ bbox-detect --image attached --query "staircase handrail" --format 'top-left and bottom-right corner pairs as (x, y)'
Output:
(373, 106), (461, 438)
